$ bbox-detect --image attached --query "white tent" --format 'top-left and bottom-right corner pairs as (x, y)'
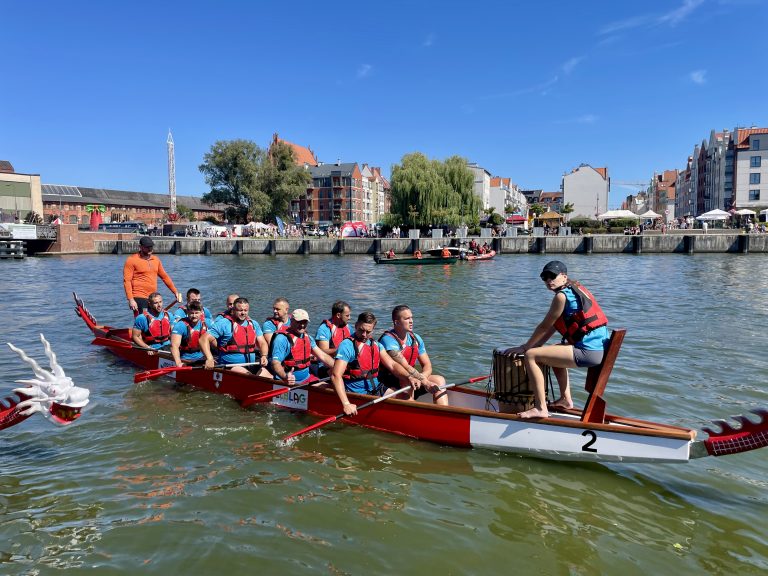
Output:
(597, 209), (640, 220)
(639, 210), (662, 219)
(735, 208), (756, 216)
(761, 209), (768, 216)
(696, 209), (730, 221)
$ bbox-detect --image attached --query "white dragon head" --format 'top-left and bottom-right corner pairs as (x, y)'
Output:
(5, 334), (89, 425)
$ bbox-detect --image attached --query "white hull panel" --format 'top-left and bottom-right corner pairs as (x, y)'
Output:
(469, 415), (691, 463)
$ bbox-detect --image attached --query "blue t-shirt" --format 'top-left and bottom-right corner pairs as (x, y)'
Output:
(561, 286), (610, 351)
(315, 321), (352, 346)
(336, 338), (385, 394)
(270, 332), (317, 384)
(173, 305), (213, 325)
(171, 318), (205, 361)
(262, 318), (291, 336)
(133, 310), (170, 349)
(379, 331), (426, 359)
(208, 315), (263, 365)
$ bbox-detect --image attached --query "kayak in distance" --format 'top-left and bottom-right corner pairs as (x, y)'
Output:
(374, 255), (458, 265)
(73, 292), (768, 465)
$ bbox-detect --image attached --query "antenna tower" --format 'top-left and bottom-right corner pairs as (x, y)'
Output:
(167, 130), (177, 218)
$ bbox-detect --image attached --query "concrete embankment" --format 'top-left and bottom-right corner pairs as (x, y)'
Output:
(87, 233), (768, 256)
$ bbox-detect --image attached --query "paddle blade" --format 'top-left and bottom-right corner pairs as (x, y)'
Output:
(283, 415), (338, 441)
(134, 365), (191, 383)
(241, 387), (290, 408)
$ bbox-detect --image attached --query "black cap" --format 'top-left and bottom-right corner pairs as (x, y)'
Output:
(541, 260), (567, 276)
(139, 236), (154, 248)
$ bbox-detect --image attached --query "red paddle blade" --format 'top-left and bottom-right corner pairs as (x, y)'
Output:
(241, 387), (290, 408)
(283, 415), (338, 441)
(134, 365), (191, 383)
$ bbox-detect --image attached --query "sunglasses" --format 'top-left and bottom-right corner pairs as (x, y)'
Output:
(540, 272), (559, 281)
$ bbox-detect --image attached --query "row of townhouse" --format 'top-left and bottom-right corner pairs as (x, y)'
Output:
(467, 163), (528, 217)
(674, 126), (768, 217)
(275, 135), (390, 227)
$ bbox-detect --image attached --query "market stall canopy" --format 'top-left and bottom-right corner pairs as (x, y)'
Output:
(696, 209), (730, 221)
(735, 208), (756, 216)
(506, 215), (526, 224)
(247, 221), (272, 229)
(537, 211), (562, 219)
(597, 210), (640, 220)
(639, 210), (662, 219)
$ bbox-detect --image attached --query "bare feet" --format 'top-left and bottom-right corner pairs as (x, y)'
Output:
(517, 407), (549, 418)
(548, 398), (574, 410)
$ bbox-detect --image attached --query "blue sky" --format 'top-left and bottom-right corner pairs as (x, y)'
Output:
(2, 0), (766, 208)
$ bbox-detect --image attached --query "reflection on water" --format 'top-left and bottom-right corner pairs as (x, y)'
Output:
(1, 253), (768, 574)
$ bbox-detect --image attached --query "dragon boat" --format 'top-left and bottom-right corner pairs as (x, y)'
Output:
(375, 255), (458, 265)
(74, 293), (768, 464)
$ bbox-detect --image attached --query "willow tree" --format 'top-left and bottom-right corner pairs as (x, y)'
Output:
(389, 153), (479, 228)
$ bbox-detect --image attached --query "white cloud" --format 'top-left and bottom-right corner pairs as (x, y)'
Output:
(357, 64), (372, 79)
(479, 76), (559, 100)
(599, 15), (653, 35)
(659, 0), (705, 26)
(689, 69), (707, 84)
(561, 56), (584, 75)
(599, 0), (704, 35)
(423, 33), (435, 47)
(553, 114), (598, 125)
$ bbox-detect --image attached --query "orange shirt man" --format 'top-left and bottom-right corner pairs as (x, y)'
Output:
(123, 236), (181, 314)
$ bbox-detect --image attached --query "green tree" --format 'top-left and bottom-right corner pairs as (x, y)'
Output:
(258, 141), (311, 221)
(199, 139), (267, 223)
(561, 202), (574, 222)
(529, 203), (546, 217)
(504, 203), (517, 215)
(176, 203), (196, 221)
(24, 211), (43, 224)
(390, 153), (479, 228)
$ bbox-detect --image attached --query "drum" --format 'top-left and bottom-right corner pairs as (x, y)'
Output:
(492, 349), (534, 413)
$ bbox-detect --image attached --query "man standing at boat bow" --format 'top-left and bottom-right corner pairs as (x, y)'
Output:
(123, 236), (181, 315)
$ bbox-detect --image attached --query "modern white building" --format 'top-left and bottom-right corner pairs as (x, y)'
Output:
(732, 128), (768, 208)
(467, 162), (491, 209)
(489, 177), (528, 216)
(561, 164), (609, 219)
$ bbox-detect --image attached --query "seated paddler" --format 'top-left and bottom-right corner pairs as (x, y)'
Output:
(331, 311), (421, 417)
(270, 309), (335, 385)
(132, 291), (172, 350)
(170, 300), (207, 367)
(502, 260), (610, 419)
(199, 297), (269, 375)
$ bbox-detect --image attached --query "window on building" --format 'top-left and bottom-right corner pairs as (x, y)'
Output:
(749, 173), (761, 185)
(751, 156), (761, 168)
(752, 139), (760, 151)
(749, 190), (760, 201)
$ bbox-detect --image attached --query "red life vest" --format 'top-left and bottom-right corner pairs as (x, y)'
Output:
(141, 310), (171, 345)
(323, 319), (351, 348)
(276, 332), (312, 370)
(553, 281), (608, 344)
(342, 337), (380, 383)
(219, 314), (258, 357)
(179, 317), (207, 353)
(265, 317), (284, 332)
(379, 330), (419, 367)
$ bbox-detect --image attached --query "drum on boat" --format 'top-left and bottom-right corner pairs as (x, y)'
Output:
(491, 349), (534, 413)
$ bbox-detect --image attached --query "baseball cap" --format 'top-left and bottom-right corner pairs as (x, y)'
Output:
(541, 260), (567, 276)
(139, 236), (154, 248)
(292, 309), (310, 322)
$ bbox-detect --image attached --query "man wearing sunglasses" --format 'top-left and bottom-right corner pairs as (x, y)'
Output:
(502, 260), (609, 418)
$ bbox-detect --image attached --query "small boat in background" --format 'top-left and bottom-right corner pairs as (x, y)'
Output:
(375, 255), (458, 265)
(466, 250), (496, 261)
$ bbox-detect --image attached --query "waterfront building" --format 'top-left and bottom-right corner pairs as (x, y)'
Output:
(467, 162), (491, 209)
(0, 161), (43, 223)
(561, 164), (609, 219)
(649, 170), (677, 221)
(489, 177), (528, 217)
(732, 127), (768, 208)
(538, 191), (563, 214)
(704, 130), (731, 213)
(675, 157), (694, 217)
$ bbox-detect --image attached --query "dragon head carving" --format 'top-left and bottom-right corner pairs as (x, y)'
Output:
(4, 334), (89, 427)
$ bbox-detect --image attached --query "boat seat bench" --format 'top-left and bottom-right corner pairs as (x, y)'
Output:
(580, 328), (626, 424)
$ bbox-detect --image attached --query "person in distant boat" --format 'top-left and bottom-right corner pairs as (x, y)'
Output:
(332, 311), (420, 416)
(132, 292), (172, 350)
(216, 294), (239, 319)
(386, 249), (395, 259)
(378, 305), (449, 406)
(200, 297), (269, 375)
(123, 236), (181, 315)
(468, 238), (479, 254)
(502, 261), (609, 419)
(315, 300), (352, 357)
(173, 288), (213, 324)
(262, 297), (290, 346)
(270, 309), (335, 385)
(413, 249), (422, 259)
(170, 300), (207, 367)
(441, 246), (452, 258)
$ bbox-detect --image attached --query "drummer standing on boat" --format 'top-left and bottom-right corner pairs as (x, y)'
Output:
(331, 311), (420, 416)
(123, 236), (181, 315)
(502, 261), (609, 419)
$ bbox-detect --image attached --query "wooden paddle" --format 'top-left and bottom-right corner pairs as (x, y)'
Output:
(282, 375), (488, 442)
(134, 361), (264, 383)
(240, 376), (331, 408)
